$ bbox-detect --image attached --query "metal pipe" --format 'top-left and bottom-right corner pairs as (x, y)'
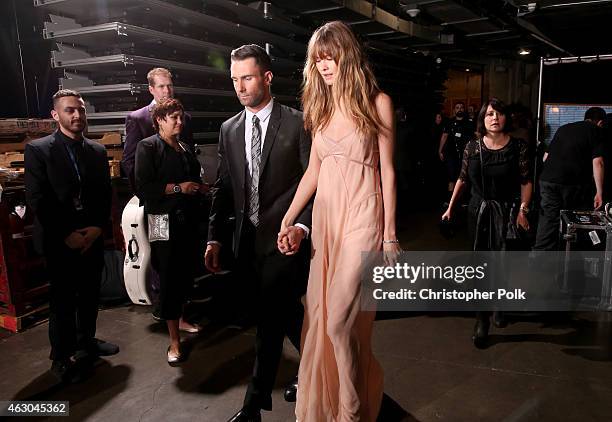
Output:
(12, 0), (30, 116)
(529, 33), (572, 55)
(441, 17), (488, 26)
(541, 0), (612, 8)
(465, 29), (511, 37)
(543, 54), (612, 64)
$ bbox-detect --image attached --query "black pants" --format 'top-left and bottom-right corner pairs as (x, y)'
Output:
(534, 180), (591, 251)
(150, 211), (199, 320)
(46, 242), (104, 361)
(240, 221), (307, 411)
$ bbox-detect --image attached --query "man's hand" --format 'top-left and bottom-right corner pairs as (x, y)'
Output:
(204, 243), (222, 273)
(64, 231), (86, 250)
(277, 226), (305, 256)
(594, 193), (603, 210)
(76, 226), (103, 253)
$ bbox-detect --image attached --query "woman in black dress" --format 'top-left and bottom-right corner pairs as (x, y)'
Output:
(442, 98), (533, 348)
(135, 98), (207, 363)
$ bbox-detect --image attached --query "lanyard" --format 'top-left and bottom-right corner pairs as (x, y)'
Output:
(65, 142), (82, 182)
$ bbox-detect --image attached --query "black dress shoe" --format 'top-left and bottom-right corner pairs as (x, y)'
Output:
(472, 318), (490, 349)
(493, 311), (507, 328)
(284, 376), (298, 402)
(93, 339), (120, 356)
(72, 357), (95, 383)
(50, 359), (75, 383)
(227, 407), (261, 422)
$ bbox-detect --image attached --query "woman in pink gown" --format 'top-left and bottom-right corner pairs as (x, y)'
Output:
(278, 21), (400, 422)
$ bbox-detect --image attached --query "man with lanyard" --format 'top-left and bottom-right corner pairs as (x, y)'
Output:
(25, 89), (118, 383)
(439, 101), (476, 202)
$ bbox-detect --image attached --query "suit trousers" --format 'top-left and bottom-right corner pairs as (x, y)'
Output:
(239, 221), (307, 411)
(46, 241), (104, 361)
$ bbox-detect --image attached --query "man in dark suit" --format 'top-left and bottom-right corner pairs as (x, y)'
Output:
(121, 67), (193, 192)
(25, 89), (119, 383)
(204, 45), (311, 422)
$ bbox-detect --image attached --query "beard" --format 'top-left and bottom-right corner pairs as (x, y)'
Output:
(455, 111), (466, 118)
(60, 117), (86, 135)
(238, 89), (265, 108)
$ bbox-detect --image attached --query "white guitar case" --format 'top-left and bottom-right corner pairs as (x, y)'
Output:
(121, 195), (153, 305)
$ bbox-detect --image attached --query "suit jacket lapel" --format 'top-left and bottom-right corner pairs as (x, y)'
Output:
(259, 102), (281, 177)
(231, 111), (246, 189)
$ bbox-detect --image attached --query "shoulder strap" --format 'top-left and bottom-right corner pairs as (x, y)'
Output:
(478, 137), (486, 199)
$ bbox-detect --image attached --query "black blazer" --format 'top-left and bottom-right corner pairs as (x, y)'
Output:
(208, 101), (312, 257)
(134, 134), (202, 215)
(25, 131), (111, 252)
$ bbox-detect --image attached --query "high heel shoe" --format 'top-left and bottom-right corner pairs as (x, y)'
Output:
(472, 318), (490, 349)
(167, 346), (185, 366)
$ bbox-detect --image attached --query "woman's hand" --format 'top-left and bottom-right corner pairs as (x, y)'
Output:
(277, 226), (291, 254)
(383, 241), (402, 266)
(441, 208), (452, 221)
(517, 211), (529, 231)
(179, 181), (201, 195)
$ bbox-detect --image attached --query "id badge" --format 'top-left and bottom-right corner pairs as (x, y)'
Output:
(73, 197), (84, 211)
(454, 132), (462, 138)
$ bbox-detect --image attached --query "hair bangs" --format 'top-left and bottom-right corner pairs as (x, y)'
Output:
(309, 28), (342, 63)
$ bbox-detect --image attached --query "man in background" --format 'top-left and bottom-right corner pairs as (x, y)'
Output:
(534, 107), (606, 250)
(121, 67), (193, 191)
(25, 90), (119, 383)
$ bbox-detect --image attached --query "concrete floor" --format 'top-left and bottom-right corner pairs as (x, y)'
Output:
(2, 211), (612, 421)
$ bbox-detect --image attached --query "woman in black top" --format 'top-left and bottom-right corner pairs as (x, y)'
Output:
(135, 98), (207, 364)
(442, 98), (533, 348)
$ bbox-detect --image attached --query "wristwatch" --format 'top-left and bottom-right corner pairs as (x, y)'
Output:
(519, 204), (530, 214)
(173, 184), (181, 194)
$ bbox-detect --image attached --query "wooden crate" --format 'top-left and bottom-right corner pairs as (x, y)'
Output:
(0, 191), (50, 332)
(0, 119), (57, 135)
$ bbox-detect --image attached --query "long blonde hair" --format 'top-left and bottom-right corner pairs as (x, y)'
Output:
(302, 21), (384, 140)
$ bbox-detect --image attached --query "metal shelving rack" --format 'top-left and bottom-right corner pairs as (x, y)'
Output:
(34, 0), (307, 138)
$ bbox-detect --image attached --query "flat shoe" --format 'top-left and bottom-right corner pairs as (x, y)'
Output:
(167, 346), (185, 365)
(179, 323), (203, 333)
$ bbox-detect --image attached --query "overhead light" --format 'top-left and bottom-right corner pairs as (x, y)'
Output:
(519, 48), (531, 55)
(435, 57), (442, 64)
(399, 2), (420, 18)
(465, 68), (470, 72)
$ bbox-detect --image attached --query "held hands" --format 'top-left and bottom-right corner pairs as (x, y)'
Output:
(277, 225), (305, 255)
(204, 243), (221, 273)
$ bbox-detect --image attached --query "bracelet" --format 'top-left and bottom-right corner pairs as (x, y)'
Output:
(383, 239), (400, 244)
(519, 204), (530, 214)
